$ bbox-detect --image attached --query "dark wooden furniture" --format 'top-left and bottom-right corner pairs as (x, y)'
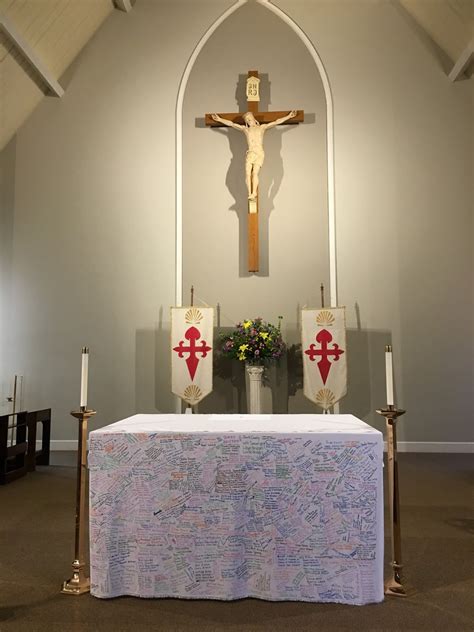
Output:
(26, 408), (51, 471)
(0, 411), (29, 484)
(0, 408), (51, 484)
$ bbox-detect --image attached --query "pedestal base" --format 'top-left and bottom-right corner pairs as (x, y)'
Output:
(61, 577), (90, 595)
(384, 577), (407, 597)
(61, 561), (90, 595)
(246, 364), (264, 414)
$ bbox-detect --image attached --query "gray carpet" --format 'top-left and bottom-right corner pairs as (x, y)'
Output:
(0, 453), (473, 631)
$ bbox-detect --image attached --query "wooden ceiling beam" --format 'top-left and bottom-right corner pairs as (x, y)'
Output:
(0, 13), (64, 97)
(114, 0), (133, 13)
(448, 38), (474, 81)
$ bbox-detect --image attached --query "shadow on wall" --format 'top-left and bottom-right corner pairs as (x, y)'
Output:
(339, 327), (392, 433)
(135, 306), (175, 414)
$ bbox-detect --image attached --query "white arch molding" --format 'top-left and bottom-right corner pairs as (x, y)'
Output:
(175, 0), (337, 307)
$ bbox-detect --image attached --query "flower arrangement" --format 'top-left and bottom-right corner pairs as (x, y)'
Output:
(220, 317), (285, 365)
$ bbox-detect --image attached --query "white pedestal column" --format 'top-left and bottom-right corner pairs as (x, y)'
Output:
(246, 364), (264, 414)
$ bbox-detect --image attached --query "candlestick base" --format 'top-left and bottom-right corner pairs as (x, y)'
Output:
(384, 576), (407, 597)
(61, 560), (90, 595)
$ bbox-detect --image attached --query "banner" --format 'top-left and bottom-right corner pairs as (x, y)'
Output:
(302, 307), (347, 410)
(171, 307), (214, 406)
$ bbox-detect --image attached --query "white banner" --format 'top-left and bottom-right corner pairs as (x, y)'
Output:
(302, 307), (347, 410)
(171, 307), (214, 406)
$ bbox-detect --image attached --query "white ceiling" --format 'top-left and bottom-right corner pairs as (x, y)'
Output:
(0, 0), (472, 153)
(400, 0), (473, 63)
(0, 0), (114, 150)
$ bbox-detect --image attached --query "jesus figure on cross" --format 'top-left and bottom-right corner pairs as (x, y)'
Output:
(206, 70), (304, 272)
(211, 110), (297, 200)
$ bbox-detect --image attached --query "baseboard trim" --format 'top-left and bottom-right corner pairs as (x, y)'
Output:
(41, 440), (473, 453)
(384, 441), (473, 453)
(39, 440), (78, 450)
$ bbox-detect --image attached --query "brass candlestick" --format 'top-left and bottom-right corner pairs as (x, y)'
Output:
(376, 404), (407, 597)
(61, 407), (96, 595)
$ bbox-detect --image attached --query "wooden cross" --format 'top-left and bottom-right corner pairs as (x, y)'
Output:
(205, 70), (304, 273)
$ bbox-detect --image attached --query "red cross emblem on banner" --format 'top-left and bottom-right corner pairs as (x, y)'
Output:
(304, 329), (344, 384)
(173, 326), (212, 381)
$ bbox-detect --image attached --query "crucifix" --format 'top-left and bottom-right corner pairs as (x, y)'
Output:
(205, 70), (304, 273)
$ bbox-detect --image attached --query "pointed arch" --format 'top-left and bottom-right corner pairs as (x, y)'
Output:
(175, 0), (336, 306)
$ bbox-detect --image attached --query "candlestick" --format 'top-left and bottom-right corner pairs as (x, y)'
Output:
(385, 344), (394, 406)
(12, 375), (17, 415)
(80, 347), (89, 409)
(61, 407), (96, 595)
(376, 404), (407, 597)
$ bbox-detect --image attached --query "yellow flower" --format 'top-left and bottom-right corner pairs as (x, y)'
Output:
(238, 352), (246, 361)
(243, 320), (252, 329)
(260, 332), (269, 340)
(239, 344), (248, 351)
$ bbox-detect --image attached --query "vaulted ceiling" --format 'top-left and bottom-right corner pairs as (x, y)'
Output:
(400, 0), (473, 79)
(0, 0), (119, 150)
(0, 0), (472, 153)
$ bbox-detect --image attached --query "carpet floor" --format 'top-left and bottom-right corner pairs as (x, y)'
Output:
(0, 452), (472, 632)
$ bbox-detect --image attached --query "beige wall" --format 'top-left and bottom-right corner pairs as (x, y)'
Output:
(0, 137), (16, 411)
(0, 0), (472, 444)
(278, 0), (473, 441)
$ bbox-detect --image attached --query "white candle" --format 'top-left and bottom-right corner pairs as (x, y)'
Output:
(80, 347), (89, 409)
(385, 345), (394, 406)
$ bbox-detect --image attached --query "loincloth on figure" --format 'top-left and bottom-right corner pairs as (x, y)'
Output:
(246, 149), (264, 168)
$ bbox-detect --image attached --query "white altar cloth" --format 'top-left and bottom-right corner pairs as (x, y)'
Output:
(89, 414), (384, 605)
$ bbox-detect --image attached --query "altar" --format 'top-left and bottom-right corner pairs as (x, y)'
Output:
(88, 414), (384, 605)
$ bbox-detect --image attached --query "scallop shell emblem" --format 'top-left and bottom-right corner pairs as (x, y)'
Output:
(185, 307), (203, 324)
(183, 384), (203, 404)
(316, 310), (335, 326)
(315, 388), (336, 410)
